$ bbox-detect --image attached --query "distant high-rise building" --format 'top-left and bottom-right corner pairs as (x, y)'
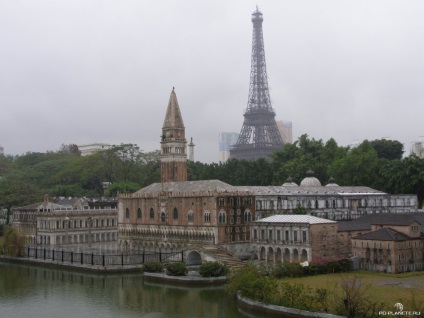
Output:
(276, 120), (293, 144)
(219, 132), (239, 162)
(230, 7), (284, 161)
(411, 138), (424, 158)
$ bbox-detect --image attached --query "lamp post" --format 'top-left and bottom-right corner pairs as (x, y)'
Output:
(65, 216), (69, 245)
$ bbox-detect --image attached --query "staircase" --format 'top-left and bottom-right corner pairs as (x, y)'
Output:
(200, 245), (245, 269)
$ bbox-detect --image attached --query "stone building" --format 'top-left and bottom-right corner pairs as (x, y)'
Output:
(118, 89), (256, 259)
(118, 180), (254, 258)
(251, 172), (417, 221)
(250, 215), (337, 262)
(338, 213), (424, 273)
(12, 196), (118, 246)
(351, 218), (424, 273)
(36, 206), (118, 246)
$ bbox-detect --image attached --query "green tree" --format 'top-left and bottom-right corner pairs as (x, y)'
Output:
(105, 181), (140, 197)
(369, 139), (404, 160)
(0, 180), (43, 224)
(380, 156), (424, 207)
(330, 141), (381, 188)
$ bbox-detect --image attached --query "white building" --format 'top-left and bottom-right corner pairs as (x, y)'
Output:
(78, 143), (112, 156)
(250, 214), (337, 262)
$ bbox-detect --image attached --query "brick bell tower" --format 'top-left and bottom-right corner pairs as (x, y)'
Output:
(160, 88), (188, 182)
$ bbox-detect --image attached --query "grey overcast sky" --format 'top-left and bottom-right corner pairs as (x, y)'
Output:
(1, 1), (424, 163)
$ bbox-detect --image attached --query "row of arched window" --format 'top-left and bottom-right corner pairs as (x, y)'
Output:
(124, 207), (252, 224)
(218, 197), (253, 207)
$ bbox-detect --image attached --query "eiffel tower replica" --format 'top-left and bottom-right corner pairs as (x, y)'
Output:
(230, 7), (284, 161)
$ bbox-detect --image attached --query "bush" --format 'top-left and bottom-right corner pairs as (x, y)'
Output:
(0, 226), (24, 256)
(199, 262), (228, 277)
(166, 262), (188, 276)
(142, 261), (164, 273)
(273, 262), (304, 278)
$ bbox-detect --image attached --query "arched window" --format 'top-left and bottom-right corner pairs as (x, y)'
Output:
(160, 212), (166, 222)
(137, 208), (142, 219)
(187, 210), (194, 223)
(218, 211), (226, 224)
(244, 210), (252, 222)
(149, 208), (154, 219)
(204, 210), (211, 223)
(125, 208), (129, 219)
(173, 208), (178, 220)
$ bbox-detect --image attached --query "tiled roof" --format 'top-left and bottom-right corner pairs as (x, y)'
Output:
(14, 201), (68, 211)
(354, 228), (410, 241)
(245, 185), (385, 196)
(254, 214), (336, 224)
(135, 180), (250, 195)
(338, 213), (424, 232)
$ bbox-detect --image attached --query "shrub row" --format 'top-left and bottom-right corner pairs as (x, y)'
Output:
(273, 259), (352, 278)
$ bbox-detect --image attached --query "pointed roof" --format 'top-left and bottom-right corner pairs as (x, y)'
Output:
(163, 88), (184, 129)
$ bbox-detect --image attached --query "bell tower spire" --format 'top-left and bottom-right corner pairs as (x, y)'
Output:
(160, 88), (188, 182)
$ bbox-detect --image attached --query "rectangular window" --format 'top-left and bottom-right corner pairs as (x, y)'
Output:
(294, 231), (298, 242)
(277, 230), (281, 241)
(268, 230), (273, 240)
(253, 229), (257, 240)
(261, 229), (265, 241)
(302, 231), (307, 242)
(285, 230), (289, 241)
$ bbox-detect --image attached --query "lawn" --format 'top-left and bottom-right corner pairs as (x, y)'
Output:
(281, 270), (424, 312)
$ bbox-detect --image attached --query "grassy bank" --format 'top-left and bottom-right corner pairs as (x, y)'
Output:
(282, 270), (424, 309)
(227, 264), (424, 317)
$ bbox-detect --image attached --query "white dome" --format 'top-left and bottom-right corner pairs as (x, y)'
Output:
(282, 177), (298, 186)
(300, 170), (322, 187)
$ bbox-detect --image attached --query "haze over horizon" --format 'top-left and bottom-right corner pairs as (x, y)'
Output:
(1, 1), (424, 162)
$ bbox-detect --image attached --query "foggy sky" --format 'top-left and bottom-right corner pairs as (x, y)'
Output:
(1, 1), (424, 163)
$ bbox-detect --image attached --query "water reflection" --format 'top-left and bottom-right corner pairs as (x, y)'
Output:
(0, 262), (267, 318)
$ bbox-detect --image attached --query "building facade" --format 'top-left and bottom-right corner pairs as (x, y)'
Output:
(78, 143), (112, 156)
(251, 173), (417, 221)
(12, 196), (118, 246)
(250, 215), (338, 262)
(118, 180), (255, 258)
(351, 220), (424, 274)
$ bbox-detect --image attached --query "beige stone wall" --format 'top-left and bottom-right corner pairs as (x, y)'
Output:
(310, 223), (338, 260)
(352, 237), (424, 273)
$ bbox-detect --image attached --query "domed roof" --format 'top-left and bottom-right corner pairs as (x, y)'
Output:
(282, 176), (298, 186)
(326, 176), (339, 187)
(300, 170), (322, 187)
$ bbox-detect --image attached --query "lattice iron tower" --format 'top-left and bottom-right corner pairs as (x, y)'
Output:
(230, 7), (284, 161)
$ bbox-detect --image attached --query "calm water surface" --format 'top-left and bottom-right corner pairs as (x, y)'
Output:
(0, 262), (269, 318)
